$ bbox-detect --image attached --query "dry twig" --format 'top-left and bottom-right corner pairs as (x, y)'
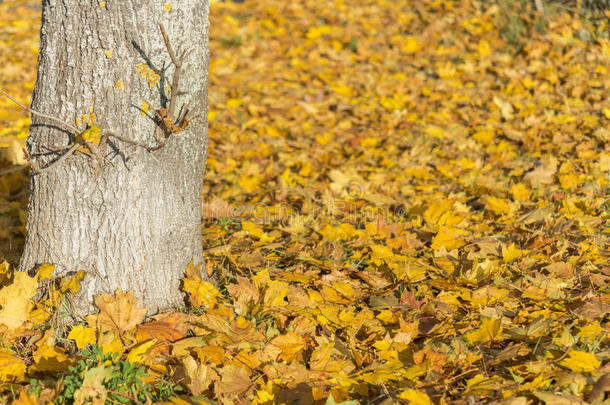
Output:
(150, 24), (199, 151)
(0, 88), (79, 133)
(0, 88), (113, 174)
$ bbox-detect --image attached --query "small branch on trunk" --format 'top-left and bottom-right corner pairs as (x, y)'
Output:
(0, 88), (79, 133)
(1, 88), (113, 175)
(149, 24), (199, 151)
(24, 142), (81, 174)
(108, 133), (152, 150)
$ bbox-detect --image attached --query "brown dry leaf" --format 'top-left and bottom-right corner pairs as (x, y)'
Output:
(215, 364), (251, 397)
(524, 164), (556, 187)
(545, 262), (574, 278)
(202, 196), (235, 219)
(181, 355), (219, 395)
(90, 289), (147, 335)
(574, 300), (610, 321)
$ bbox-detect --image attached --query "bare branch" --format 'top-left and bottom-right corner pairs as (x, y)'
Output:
(159, 24), (186, 119)
(159, 23), (180, 68)
(0, 88), (80, 134)
(108, 133), (151, 150)
(24, 141), (82, 174)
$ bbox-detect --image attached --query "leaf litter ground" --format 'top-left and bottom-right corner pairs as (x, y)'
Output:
(0, 0), (608, 404)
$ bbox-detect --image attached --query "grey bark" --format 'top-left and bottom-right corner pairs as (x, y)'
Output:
(19, 0), (209, 315)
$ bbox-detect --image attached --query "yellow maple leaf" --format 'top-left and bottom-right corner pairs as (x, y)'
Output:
(380, 94), (406, 110)
(502, 243), (528, 263)
(184, 279), (221, 309)
(306, 25), (332, 40)
(473, 128), (495, 144)
(114, 79), (124, 90)
(126, 339), (157, 364)
(226, 98), (243, 108)
(332, 82), (354, 97)
(398, 389), (432, 405)
(0, 272), (37, 330)
(559, 173), (579, 190)
(510, 183), (530, 202)
(464, 317), (502, 344)
(98, 333), (126, 357)
(31, 330), (70, 372)
(370, 244), (393, 266)
(235, 316), (250, 329)
(493, 96), (514, 120)
(270, 331), (306, 362)
(60, 270), (85, 293)
(217, 364), (251, 396)
(38, 262), (54, 280)
(163, 2), (172, 12)
(431, 227), (467, 251)
(182, 356), (218, 395)
(424, 125), (444, 139)
(140, 100), (150, 116)
(68, 325), (96, 350)
(423, 200), (462, 229)
(73, 365), (112, 405)
(0, 347), (27, 382)
(252, 379), (275, 405)
(238, 174), (260, 192)
(578, 322), (604, 341)
(393, 259), (427, 282)
(309, 342), (333, 371)
(477, 39), (491, 57)
(402, 36), (420, 53)
(560, 350), (600, 373)
(263, 279), (289, 307)
(92, 289), (147, 334)
(242, 220), (264, 238)
(485, 196), (512, 216)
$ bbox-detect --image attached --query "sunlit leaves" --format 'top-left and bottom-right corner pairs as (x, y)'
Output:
(502, 243), (528, 263)
(88, 289), (147, 335)
(464, 317), (502, 345)
(0, 0), (609, 403)
(431, 227), (467, 251)
(398, 389), (432, 405)
(68, 325), (96, 350)
(0, 348), (26, 381)
(184, 279), (221, 309)
(560, 351), (601, 373)
(270, 331), (306, 362)
(0, 271), (37, 329)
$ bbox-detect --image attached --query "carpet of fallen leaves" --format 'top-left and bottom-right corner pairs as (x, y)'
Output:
(0, 0), (609, 404)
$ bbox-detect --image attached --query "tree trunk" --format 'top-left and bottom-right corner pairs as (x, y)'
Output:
(19, 0), (209, 315)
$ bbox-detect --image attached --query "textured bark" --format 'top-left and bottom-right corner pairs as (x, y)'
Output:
(19, 0), (209, 315)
